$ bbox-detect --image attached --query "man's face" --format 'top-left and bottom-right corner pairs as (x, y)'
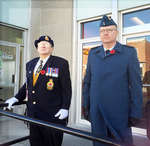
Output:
(100, 25), (118, 44)
(37, 41), (53, 56)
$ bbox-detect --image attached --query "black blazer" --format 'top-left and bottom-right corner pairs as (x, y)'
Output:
(15, 55), (72, 123)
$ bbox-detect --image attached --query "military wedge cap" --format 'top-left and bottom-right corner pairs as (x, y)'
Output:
(100, 15), (117, 27)
(34, 35), (54, 48)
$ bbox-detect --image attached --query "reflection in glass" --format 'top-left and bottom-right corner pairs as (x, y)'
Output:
(81, 41), (101, 120)
(81, 19), (101, 39)
(123, 8), (150, 28)
(127, 35), (150, 129)
(0, 25), (23, 44)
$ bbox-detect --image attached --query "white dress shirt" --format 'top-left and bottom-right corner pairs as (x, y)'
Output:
(34, 56), (50, 74)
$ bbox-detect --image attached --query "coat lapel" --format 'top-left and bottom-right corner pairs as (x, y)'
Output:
(113, 41), (122, 53)
(95, 46), (105, 59)
(28, 58), (39, 86)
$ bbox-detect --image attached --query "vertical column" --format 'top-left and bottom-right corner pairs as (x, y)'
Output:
(112, 0), (118, 25)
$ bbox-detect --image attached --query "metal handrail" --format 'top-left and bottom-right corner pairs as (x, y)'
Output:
(0, 83), (149, 145)
(0, 102), (120, 146)
(0, 136), (30, 146)
(143, 84), (150, 87)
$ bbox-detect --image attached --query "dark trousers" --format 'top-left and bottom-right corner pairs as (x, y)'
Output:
(29, 124), (63, 146)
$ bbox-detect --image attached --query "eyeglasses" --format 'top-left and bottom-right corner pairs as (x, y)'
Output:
(100, 29), (117, 33)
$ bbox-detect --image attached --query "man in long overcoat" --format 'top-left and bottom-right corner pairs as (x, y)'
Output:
(5, 35), (72, 146)
(82, 15), (143, 146)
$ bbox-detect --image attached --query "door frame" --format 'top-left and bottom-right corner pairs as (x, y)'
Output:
(122, 32), (150, 44)
(0, 40), (20, 95)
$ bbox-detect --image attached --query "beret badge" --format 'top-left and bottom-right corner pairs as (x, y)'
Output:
(108, 16), (111, 20)
(45, 36), (49, 41)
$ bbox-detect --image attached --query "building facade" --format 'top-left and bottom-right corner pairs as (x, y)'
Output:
(0, 0), (150, 137)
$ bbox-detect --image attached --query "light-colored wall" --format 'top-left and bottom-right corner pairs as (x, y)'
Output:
(76, 0), (150, 20)
(76, 0), (112, 20)
(29, 1), (41, 59)
(29, 0), (73, 67)
(118, 0), (150, 10)
(0, 0), (30, 28)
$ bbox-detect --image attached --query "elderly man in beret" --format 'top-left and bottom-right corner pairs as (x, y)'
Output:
(82, 15), (143, 146)
(5, 35), (72, 146)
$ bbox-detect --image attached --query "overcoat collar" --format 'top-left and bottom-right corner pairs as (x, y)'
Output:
(95, 41), (122, 59)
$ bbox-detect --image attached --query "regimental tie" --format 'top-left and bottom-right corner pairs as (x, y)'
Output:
(35, 60), (43, 76)
(33, 60), (43, 86)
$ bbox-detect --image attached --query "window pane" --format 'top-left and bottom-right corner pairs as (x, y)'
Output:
(123, 8), (150, 32)
(81, 20), (101, 39)
(127, 35), (150, 129)
(0, 45), (16, 100)
(0, 25), (23, 44)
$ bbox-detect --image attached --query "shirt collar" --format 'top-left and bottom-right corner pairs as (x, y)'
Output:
(39, 55), (50, 65)
(104, 47), (114, 52)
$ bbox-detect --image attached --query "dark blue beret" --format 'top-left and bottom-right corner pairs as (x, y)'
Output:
(100, 15), (117, 27)
(34, 35), (54, 48)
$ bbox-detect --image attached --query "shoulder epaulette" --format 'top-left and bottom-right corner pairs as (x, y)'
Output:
(122, 44), (135, 49)
(91, 46), (99, 50)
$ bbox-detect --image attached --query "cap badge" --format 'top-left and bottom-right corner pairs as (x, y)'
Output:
(45, 36), (49, 41)
(108, 16), (111, 20)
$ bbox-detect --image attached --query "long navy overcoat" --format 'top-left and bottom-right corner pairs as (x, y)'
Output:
(83, 42), (143, 146)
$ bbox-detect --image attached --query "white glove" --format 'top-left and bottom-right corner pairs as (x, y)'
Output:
(4, 97), (19, 110)
(54, 109), (68, 120)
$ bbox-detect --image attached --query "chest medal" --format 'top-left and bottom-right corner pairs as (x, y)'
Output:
(46, 67), (59, 77)
(47, 79), (54, 90)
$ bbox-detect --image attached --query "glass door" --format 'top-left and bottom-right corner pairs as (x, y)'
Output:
(0, 41), (20, 101)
